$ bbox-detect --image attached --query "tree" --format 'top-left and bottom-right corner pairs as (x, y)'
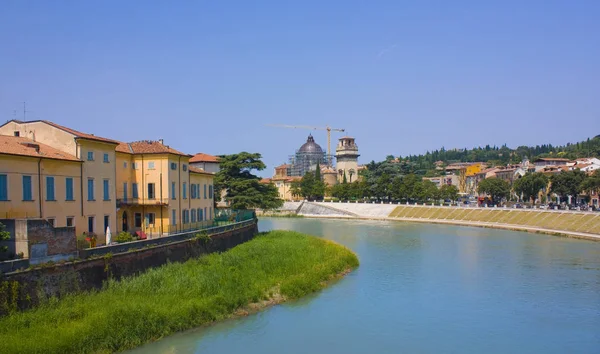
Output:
(419, 180), (439, 201)
(440, 184), (459, 202)
(513, 172), (549, 203)
(477, 178), (510, 205)
(297, 170), (326, 201)
(214, 152), (283, 210)
(580, 170), (600, 196)
(550, 170), (587, 204)
(0, 222), (9, 253)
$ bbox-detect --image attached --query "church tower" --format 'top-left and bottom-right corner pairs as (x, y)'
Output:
(335, 136), (360, 183)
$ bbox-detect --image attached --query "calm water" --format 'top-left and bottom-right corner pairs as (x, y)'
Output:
(131, 218), (600, 354)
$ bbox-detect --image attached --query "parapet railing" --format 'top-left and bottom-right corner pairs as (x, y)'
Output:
(79, 218), (256, 259)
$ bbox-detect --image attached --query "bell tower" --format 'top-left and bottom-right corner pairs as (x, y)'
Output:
(335, 136), (360, 183)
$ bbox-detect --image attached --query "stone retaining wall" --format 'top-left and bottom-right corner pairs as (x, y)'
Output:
(0, 219), (258, 315)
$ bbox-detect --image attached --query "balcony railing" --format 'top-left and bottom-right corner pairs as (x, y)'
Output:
(116, 198), (170, 206)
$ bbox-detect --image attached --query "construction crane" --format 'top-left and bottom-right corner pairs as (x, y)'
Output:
(266, 124), (346, 158)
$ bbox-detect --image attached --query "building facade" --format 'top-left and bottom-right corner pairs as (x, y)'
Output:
(335, 136), (360, 183)
(0, 120), (215, 243)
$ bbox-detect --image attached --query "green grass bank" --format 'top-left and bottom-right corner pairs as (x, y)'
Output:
(0, 231), (358, 354)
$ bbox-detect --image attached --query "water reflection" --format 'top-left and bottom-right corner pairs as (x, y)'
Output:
(129, 218), (600, 354)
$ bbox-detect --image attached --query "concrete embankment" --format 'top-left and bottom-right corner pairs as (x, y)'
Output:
(282, 202), (600, 241)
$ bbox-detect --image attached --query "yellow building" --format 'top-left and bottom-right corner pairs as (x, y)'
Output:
(0, 120), (216, 242)
(114, 141), (215, 237)
(0, 135), (83, 227)
(0, 120), (120, 243)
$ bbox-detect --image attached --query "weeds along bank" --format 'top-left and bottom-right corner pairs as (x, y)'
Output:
(0, 231), (359, 354)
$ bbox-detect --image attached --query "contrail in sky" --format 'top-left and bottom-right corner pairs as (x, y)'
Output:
(377, 44), (397, 58)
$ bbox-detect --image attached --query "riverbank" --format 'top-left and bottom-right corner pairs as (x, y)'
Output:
(280, 202), (600, 241)
(0, 231), (359, 354)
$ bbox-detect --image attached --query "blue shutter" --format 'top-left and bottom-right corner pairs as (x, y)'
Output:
(171, 182), (176, 199)
(123, 182), (128, 200)
(209, 185), (213, 199)
(198, 208), (203, 221)
(103, 180), (109, 200)
(204, 184), (207, 199)
(46, 177), (55, 200)
(172, 209), (176, 225)
(191, 209), (196, 223)
(183, 182), (187, 199)
(22, 176), (32, 201)
(88, 179), (94, 201)
(132, 183), (138, 198)
(0, 175), (7, 200)
(66, 178), (74, 201)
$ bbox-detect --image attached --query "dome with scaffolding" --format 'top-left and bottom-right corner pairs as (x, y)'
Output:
(288, 134), (329, 176)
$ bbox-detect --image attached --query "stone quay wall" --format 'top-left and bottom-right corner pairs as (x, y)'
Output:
(0, 219), (258, 315)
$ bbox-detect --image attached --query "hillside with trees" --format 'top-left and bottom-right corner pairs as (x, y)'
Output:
(391, 135), (600, 176)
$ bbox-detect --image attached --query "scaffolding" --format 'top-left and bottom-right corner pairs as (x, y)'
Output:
(287, 151), (334, 177)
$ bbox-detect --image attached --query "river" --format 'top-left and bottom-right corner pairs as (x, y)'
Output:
(129, 218), (600, 353)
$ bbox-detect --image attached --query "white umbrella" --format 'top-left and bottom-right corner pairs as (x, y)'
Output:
(106, 226), (112, 245)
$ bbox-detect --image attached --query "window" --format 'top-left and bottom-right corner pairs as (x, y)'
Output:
(148, 183), (155, 199)
(87, 151), (94, 161)
(132, 162), (138, 170)
(103, 179), (110, 201)
(0, 174), (7, 201)
(148, 161), (155, 169)
(104, 215), (109, 233)
(66, 217), (74, 227)
(103, 153), (109, 163)
(145, 213), (155, 226)
(182, 210), (187, 224)
(46, 176), (55, 201)
(204, 184), (207, 199)
(204, 207), (208, 221)
(210, 207), (212, 220)
(191, 209), (196, 223)
(209, 185), (213, 199)
(22, 175), (33, 201)
(198, 208), (203, 221)
(197, 184), (201, 198)
(171, 182), (176, 199)
(123, 182), (128, 200)
(87, 179), (95, 201)
(132, 183), (139, 199)
(172, 209), (177, 225)
(183, 164), (187, 171)
(134, 213), (142, 228)
(88, 216), (94, 233)
(183, 182), (187, 199)
(123, 161), (127, 169)
(191, 184), (197, 199)
(13, 131), (20, 137)
(47, 218), (55, 227)
(170, 162), (177, 170)
(65, 177), (74, 201)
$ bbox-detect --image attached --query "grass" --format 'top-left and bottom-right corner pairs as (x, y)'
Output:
(0, 230), (359, 354)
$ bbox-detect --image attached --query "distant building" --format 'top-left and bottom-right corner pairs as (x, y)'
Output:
(335, 136), (360, 183)
(189, 153), (220, 173)
(533, 157), (569, 172)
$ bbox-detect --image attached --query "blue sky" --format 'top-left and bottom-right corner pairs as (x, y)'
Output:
(1, 1), (599, 176)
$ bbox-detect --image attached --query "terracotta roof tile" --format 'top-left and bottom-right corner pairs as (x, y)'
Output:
(117, 140), (189, 156)
(190, 153), (220, 163)
(40, 120), (119, 145)
(0, 136), (81, 162)
(189, 166), (215, 175)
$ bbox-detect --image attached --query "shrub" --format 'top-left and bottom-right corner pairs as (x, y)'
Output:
(114, 232), (133, 244)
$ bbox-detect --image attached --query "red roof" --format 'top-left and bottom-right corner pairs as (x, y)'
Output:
(0, 136), (81, 162)
(116, 141), (189, 156)
(41, 120), (119, 145)
(189, 166), (215, 175)
(190, 153), (219, 163)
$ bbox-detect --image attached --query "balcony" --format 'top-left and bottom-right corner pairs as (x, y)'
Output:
(116, 198), (170, 206)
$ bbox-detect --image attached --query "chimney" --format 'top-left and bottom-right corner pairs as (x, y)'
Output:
(159, 139), (164, 145)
